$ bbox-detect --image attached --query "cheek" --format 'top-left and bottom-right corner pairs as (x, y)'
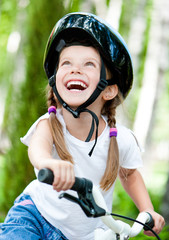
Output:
(87, 68), (100, 81)
(91, 72), (100, 86)
(55, 69), (64, 85)
(55, 69), (61, 79)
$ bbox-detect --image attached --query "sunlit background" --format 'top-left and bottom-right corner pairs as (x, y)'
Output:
(0, 0), (169, 238)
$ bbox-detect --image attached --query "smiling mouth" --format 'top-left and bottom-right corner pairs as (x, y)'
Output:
(66, 81), (88, 91)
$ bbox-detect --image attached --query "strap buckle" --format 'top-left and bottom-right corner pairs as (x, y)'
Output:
(48, 75), (55, 87)
(97, 79), (108, 91)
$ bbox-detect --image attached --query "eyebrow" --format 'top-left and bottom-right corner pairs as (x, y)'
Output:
(60, 55), (101, 64)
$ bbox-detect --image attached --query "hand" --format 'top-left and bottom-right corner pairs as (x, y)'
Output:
(39, 159), (75, 192)
(144, 209), (165, 236)
(52, 160), (75, 192)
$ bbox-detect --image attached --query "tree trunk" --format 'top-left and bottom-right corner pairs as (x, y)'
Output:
(133, 0), (169, 149)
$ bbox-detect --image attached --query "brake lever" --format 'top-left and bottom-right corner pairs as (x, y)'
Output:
(59, 192), (96, 217)
(38, 168), (106, 218)
(59, 179), (106, 218)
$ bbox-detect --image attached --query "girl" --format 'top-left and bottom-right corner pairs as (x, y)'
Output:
(0, 12), (165, 240)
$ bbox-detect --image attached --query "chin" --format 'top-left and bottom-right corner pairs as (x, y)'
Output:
(62, 97), (89, 108)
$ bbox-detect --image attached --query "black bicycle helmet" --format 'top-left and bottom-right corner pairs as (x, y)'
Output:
(43, 12), (133, 156)
(44, 12), (133, 99)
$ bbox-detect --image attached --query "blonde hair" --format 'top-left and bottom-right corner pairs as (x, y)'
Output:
(46, 84), (123, 191)
(47, 86), (73, 164)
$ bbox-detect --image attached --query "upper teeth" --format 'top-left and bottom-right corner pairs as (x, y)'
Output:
(66, 81), (87, 89)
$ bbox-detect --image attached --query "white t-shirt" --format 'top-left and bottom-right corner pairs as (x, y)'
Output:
(21, 110), (143, 240)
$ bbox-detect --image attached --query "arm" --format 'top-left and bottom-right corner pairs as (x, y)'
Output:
(28, 119), (75, 191)
(119, 168), (165, 236)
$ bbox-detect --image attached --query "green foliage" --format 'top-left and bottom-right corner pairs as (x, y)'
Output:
(127, 225), (169, 239)
(0, 155), (6, 221)
(113, 180), (138, 217)
(135, 226), (169, 240)
(152, 69), (169, 143)
(67, 0), (83, 12)
(0, 0), (82, 214)
(121, 0), (154, 124)
(106, 0), (111, 7)
(0, 0), (18, 84)
(118, 0), (139, 125)
(136, 0), (153, 88)
(118, 0), (137, 39)
(113, 179), (169, 239)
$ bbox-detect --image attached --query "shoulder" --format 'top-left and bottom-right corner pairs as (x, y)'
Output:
(20, 110), (64, 147)
(116, 124), (143, 168)
(36, 117), (49, 130)
(34, 117), (51, 140)
(116, 124), (141, 150)
(20, 113), (50, 146)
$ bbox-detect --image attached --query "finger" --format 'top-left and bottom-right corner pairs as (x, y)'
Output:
(144, 230), (153, 236)
(53, 164), (63, 191)
(62, 164), (74, 190)
(54, 165), (67, 191)
(144, 225), (161, 236)
(56, 164), (67, 191)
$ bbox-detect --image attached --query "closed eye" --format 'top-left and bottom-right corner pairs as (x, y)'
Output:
(85, 61), (95, 67)
(60, 60), (71, 66)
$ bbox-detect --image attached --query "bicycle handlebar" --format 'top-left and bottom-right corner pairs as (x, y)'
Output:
(38, 167), (86, 193)
(38, 168), (157, 239)
(38, 168), (106, 217)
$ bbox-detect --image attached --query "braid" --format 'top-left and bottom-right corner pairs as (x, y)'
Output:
(46, 85), (73, 163)
(100, 92), (122, 191)
(47, 85), (57, 108)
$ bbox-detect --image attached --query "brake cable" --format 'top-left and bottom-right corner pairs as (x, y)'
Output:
(110, 213), (161, 240)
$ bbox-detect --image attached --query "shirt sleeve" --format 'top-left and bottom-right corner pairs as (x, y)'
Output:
(117, 125), (143, 169)
(20, 113), (49, 147)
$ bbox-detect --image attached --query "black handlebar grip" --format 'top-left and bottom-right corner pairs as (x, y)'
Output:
(144, 212), (155, 231)
(38, 168), (54, 185)
(38, 168), (86, 193)
(71, 177), (86, 193)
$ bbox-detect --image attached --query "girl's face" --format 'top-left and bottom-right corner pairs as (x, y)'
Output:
(55, 45), (101, 108)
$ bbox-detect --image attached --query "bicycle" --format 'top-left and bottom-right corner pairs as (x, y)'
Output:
(38, 168), (161, 240)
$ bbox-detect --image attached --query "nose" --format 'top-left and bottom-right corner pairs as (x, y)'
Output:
(70, 64), (82, 74)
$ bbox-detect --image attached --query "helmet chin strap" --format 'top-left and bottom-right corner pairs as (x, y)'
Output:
(49, 58), (115, 156)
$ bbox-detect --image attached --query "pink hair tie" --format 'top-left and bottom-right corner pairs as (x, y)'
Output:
(48, 106), (56, 115)
(110, 128), (117, 137)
